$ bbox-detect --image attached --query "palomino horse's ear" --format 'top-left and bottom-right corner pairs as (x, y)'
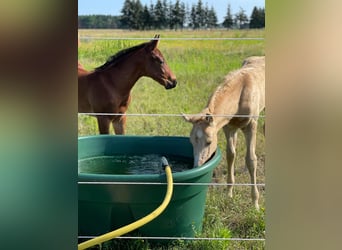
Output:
(182, 113), (201, 123)
(205, 113), (214, 125)
(182, 113), (213, 125)
(182, 113), (192, 122)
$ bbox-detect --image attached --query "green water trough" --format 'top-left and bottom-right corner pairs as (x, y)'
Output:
(78, 135), (221, 240)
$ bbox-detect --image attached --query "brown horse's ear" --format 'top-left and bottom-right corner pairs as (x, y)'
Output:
(146, 34), (160, 51)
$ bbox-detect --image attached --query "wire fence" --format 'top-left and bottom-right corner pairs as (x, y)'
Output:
(78, 35), (265, 246)
(80, 36), (264, 41)
(78, 183), (265, 243)
(78, 113), (266, 244)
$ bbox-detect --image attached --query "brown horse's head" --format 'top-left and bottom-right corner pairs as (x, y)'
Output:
(142, 34), (177, 89)
(183, 112), (218, 167)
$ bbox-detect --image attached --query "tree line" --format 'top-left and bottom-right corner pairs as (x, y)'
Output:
(78, 0), (265, 30)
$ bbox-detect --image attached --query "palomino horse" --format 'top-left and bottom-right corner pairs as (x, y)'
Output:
(183, 56), (265, 209)
(78, 35), (177, 134)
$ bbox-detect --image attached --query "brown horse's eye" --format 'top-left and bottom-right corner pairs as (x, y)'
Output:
(152, 53), (164, 65)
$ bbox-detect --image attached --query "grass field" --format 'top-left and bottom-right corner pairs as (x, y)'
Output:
(78, 29), (265, 249)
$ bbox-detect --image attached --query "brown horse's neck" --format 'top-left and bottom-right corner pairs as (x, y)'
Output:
(97, 53), (146, 94)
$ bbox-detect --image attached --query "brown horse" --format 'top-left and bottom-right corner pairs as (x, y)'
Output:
(183, 56), (265, 209)
(78, 35), (177, 134)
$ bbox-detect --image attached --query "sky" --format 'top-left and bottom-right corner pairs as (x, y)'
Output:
(78, 0), (265, 23)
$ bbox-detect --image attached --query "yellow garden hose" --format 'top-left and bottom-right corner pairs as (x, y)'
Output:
(78, 157), (173, 250)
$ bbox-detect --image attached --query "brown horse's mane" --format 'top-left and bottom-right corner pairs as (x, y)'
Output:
(95, 42), (148, 72)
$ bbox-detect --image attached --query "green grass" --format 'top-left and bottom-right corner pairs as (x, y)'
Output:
(78, 29), (265, 249)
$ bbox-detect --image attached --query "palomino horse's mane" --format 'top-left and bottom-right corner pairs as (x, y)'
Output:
(207, 63), (264, 114)
(207, 69), (243, 113)
(95, 42), (148, 72)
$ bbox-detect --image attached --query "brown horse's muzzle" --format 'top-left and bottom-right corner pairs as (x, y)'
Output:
(165, 79), (177, 89)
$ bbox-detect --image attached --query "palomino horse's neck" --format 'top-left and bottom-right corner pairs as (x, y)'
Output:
(205, 96), (238, 131)
(206, 66), (264, 131)
(208, 108), (231, 131)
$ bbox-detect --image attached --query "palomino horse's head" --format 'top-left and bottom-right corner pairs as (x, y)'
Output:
(142, 34), (177, 89)
(183, 112), (218, 167)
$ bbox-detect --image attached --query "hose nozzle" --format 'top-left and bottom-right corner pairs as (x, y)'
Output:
(161, 156), (169, 169)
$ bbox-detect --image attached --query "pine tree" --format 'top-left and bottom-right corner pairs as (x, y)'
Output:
(235, 7), (248, 29)
(196, 0), (205, 28)
(184, 3), (191, 27)
(170, 0), (181, 30)
(250, 7), (265, 28)
(120, 0), (134, 29)
(189, 0), (206, 29)
(141, 4), (151, 30)
(189, 5), (198, 29)
(207, 6), (218, 28)
(149, 3), (156, 29)
(131, 0), (143, 29)
(260, 8), (265, 27)
(154, 0), (167, 29)
(163, 0), (170, 28)
(120, 0), (144, 30)
(179, 2), (186, 29)
(222, 4), (233, 29)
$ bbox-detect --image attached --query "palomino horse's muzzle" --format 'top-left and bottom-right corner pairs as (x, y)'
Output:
(165, 79), (177, 89)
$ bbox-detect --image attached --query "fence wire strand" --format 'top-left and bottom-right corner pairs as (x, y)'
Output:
(78, 113), (265, 118)
(78, 35), (265, 243)
(78, 181), (265, 186)
(78, 235), (265, 241)
(80, 36), (264, 41)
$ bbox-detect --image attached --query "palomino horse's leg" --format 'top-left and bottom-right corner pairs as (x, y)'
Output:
(223, 126), (238, 198)
(113, 115), (126, 135)
(242, 119), (260, 209)
(96, 116), (112, 134)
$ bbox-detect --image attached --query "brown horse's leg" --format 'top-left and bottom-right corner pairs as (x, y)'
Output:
(242, 119), (260, 209)
(113, 115), (126, 135)
(96, 116), (111, 134)
(223, 126), (238, 198)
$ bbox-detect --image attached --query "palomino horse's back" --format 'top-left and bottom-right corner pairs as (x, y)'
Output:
(242, 56), (265, 68)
